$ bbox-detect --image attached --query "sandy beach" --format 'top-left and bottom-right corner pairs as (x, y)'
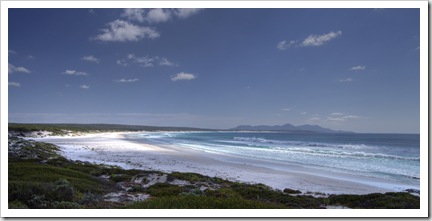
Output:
(31, 132), (410, 195)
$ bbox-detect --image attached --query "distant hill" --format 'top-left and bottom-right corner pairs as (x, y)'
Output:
(230, 123), (353, 133)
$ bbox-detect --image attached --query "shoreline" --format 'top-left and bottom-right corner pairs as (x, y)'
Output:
(31, 131), (415, 195)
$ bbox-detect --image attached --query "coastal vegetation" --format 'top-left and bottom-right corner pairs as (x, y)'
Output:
(8, 123), (213, 136)
(7, 125), (420, 209)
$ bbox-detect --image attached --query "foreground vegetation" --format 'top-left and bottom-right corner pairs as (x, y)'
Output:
(7, 125), (420, 209)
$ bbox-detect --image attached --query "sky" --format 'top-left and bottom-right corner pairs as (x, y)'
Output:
(7, 8), (420, 133)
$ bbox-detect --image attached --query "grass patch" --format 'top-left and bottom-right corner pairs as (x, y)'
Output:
(328, 192), (420, 209)
(9, 162), (112, 193)
(229, 183), (322, 208)
(125, 195), (287, 209)
(146, 183), (185, 197)
(8, 159), (118, 209)
(167, 172), (208, 183)
(167, 171), (230, 186)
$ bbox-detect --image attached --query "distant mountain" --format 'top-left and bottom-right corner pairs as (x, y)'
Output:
(230, 123), (353, 133)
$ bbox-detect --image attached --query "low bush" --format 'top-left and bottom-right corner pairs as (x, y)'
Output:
(8, 200), (28, 209)
(125, 195), (286, 209)
(109, 174), (132, 183)
(168, 172), (208, 183)
(146, 183), (185, 197)
(328, 192), (420, 209)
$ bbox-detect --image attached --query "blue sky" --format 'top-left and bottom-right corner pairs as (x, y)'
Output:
(7, 8), (420, 133)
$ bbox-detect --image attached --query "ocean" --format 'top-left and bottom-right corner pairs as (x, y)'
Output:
(125, 131), (420, 190)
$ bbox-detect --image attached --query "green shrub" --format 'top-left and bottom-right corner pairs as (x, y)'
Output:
(146, 183), (185, 197)
(51, 201), (81, 209)
(206, 188), (242, 199)
(78, 192), (102, 206)
(51, 179), (75, 202)
(109, 174), (132, 183)
(125, 195), (287, 209)
(9, 200), (28, 209)
(27, 194), (50, 209)
(328, 192), (420, 209)
(230, 183), (322, 208)
(11, 162), (113, 193)
(283, 188), (302, 194)
(168, 172), (207, 183)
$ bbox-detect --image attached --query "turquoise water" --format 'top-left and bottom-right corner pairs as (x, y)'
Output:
(126, 131), (420, 189)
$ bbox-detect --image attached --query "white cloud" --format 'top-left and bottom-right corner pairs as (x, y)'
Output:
(135, 56), (154, 67)
(8, 50), (17, 55)
(277, 31), (342, 50)
(121, 9), (147, 22)
(93, 19), (160, 42)
(305, 112), (360, 123)
(171, 72), (196, 81)
(174, 8), (203, 19)
(330, 112), (345, 116)
(307, 117), (321, 123)
(327, 113), (360, 121)
(115, 78), (139, 83)
(80, 85), (90, 89)
(339, 78), (353, 82)
(276, 40), (297, 50)
(349, 65), (366, 71)
(63, 70), (88, 76)
(116, 59), (128, 66)
(8, 63), (31, 74)
(122, 8), (203, 23)
(121, 54), (154, 67)
(282, 108), (292, 111)
(301, 31), (342, 47)
(159, 57), (176, 66)
(82, 55), (100, 63)
(146, 8), (172, 23)
(9, 82), (21, 87)
(300, 112), (307, 115)
(118, 54), (176, 67)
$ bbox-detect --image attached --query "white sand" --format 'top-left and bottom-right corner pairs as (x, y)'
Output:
(32, 132), (408, 195)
